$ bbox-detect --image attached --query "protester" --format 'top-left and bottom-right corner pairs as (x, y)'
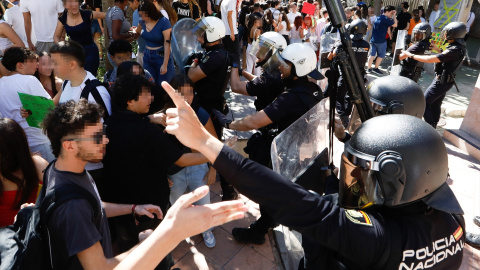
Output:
(392, 2), (411, 52)
(406, 9), (422, 45)
(418, 6), (426, 23)
(0, 118), (48, 227)
(172, 0), (201, 21)
(428, 0), (440, 30)
(105, 0), (135, 41)
(221, 0), (240, 66)
(0, 7), (24, 53)
(277, 11), (291, 44)
(290, 16), (304, 44)
(136, 0), (174, 84)
(34, 51), (63, 104)
(262, 9), (276, 33)
(246, 15), (262, 75)
(54, 0), (105, 76)
(153, 0), (177, 26)
(3, 0), (35, 48)
(287, 2), (301, 25)
(0, 47), (55, 162)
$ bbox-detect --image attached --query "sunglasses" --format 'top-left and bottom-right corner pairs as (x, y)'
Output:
(63, 125), (107, 144)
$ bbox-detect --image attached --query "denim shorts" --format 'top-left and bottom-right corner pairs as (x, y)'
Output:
(370, 42), (387, 58)
(91, 19), (102, 34)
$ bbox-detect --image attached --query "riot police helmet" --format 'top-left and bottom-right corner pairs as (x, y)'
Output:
(250, 32), (288, 63)
(441, 22), (467, 45)
(263, 43), (323, 79)
(192, 17), (226, 43)
(340, 114), (463, 214)
(349, 19), (367, 40)
(411, 22), (432, 43)
(367, 75), (425, 118)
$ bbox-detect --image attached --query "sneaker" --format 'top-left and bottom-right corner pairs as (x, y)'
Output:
(232, 227), (266, 245)
(202, 230), (216, 248)
(466, 232), (480, 249)
(366, 68), (372, 73)
(372, 68), (384, 75)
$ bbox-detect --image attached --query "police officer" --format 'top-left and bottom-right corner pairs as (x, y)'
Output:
(162, 84), (466, 270)
(327, 19), (370, 127)
(187, 16), (238, 200)
(213, 43), (324, 245)
(402, 22), (467, 128)
(230, 32), (287, 166)
(399, 23), (432, 82)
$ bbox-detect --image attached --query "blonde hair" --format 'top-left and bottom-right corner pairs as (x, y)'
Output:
(188, 0), (202, 19)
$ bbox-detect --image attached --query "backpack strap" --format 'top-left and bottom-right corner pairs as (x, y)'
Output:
(61, 80), (69, 92)
(80, 79), (110, 119)
(35, 160), (57, 206)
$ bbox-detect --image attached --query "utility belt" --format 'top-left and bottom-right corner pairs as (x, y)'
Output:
(258, 126), (279, 139)
(436, 70), (456, 84)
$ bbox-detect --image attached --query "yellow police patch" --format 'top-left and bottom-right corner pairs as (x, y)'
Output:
(345, 209), (373, 227)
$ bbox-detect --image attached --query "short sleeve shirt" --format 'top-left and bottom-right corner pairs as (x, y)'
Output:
(220, 0), (238, 35)
(46, 162), (112, 269)
(106, 6), (131, 39)
(397, 11), (412, 30)
(371, 15), (394, 43)
(20, 0), (64, 42)
(140, 17), (171, 48)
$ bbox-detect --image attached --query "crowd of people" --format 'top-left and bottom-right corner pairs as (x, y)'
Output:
(0, 0), (478, 269)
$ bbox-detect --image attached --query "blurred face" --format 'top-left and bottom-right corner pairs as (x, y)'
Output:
(368, 7), (374, 15)
(64, 0), (80, 14)
(51, 53), (73, 80)
(127, 88), (153, 114)
(305, 17), (312, 26)
(129, 0), (140, 10)
(22, 58), (39, 75)
(179, 84), (194, 105)
(38, 55), (53, 77)
(434, 3), (439, 11)
(63, 122), (108, 163)
(279, 61), (293, 79)
(291, 5), (297, 12)
(255, 18), (262, 27)
(113, 52), (132, 66)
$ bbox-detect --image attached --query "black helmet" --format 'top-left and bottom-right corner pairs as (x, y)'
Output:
(441, 22), (467, 45)
(349, 19), (367, 40)
(366, 76), (425, 118)
(340, 114), (463, 214)
(411, 22), (432, 43)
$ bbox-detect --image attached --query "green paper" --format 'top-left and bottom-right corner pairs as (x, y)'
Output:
(18, 93), (55, 128)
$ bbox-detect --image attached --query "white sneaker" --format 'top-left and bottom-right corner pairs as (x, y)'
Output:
(202, 230), (216, 248)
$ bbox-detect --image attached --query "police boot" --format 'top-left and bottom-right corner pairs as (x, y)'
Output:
(466, 233), (480, 250)
(232, 226), (266, 245)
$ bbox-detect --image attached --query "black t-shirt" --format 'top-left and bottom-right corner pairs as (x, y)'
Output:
(195, 44), (229, 113)
(173, 2), (201, 20)
(401, 40), (431, 71)
(101, 110), (184, 213)
(46, 162), (113, 269)
(246, 72), (285, 111)
(435, 41), (466, 76)
(263, 76), (322, 132)
(396, 11), (412, 30)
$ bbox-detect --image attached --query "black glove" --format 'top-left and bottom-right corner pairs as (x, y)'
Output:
(211, 109), (232, 129)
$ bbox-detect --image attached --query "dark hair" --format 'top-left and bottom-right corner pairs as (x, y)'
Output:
(1, 47), (38, 72)
(0, 118), (40, 209)
(42, 100), (103, 157)
(294, 16), (303, 30)
(112, 74), (152, 112)
(34, 52), (57, 98)
(117, 61), (146, 78)
(402, 2), (409, 9)
(418, 6), (425, 18)
(281, 11), (291, 31)
(139, 0), (163, 21)
(384, 5), (395, 12)
(161, 74), (194, 110)
(50, 40), (86, 68)
(108, 39), (133, 56)
(263, 9), (274, 25)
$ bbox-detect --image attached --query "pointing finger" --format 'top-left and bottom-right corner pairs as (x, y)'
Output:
(161, 81), (188, 109)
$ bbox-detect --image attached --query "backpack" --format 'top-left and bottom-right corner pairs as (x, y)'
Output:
(61, 79), (111, 119)
(0, 161), (99, 270)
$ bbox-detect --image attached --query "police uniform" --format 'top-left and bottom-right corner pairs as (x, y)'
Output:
(400, 40), (431, 82)
(334, 39), (369, 122)
(243, 76), (323, 236)
(423, 41), (465, 127)
(215, 146), (466, 270)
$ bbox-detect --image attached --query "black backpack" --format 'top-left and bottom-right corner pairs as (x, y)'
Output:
(61, 79), (111, 119)
(0, 161), (99, 270)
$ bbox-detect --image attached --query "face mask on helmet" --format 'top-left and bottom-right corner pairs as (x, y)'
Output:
(411, 31), (426, 43)
(263, 50), (291, 78)
(250, 38), (275, 63)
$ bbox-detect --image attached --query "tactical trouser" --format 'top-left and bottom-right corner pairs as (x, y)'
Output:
(423, 78), (454, 128)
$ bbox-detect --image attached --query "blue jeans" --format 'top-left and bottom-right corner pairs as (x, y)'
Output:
(143, 48), (175, 85)
(84, 43), (100, 77)
(169, 163), (210, 206)
(30, 142), (55, 162)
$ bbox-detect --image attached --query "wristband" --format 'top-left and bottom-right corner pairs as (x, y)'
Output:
(131, 204), (136, 214)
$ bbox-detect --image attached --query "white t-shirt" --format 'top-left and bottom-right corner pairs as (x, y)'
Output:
(20, 0), (64, 42)
(287, 11), (301, 25)
(278, 21), (289, 35)
(59, 71), (112, 171)
(429, 10), (439, 30)
(466, 12), (475, 32)
(221, 0), (238, 35)
(4, 5), (36, 46)
(420, 17), (426, 23)
(0, 74), (51, 147)
(315, 18), (327, 40)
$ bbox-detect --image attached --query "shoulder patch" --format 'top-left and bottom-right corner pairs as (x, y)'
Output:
(345, 209), (373, 227)
(202, 56), (210, 63)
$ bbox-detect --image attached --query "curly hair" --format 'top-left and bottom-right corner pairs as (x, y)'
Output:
(42, 100), (103, 157)
(111, 74), (152, 112)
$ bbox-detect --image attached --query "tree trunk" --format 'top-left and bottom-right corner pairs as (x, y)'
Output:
(373, 0), (382, 16)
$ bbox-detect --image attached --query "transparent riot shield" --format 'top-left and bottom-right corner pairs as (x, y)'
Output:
(390, 30), (406, 76)
(171, 18), (204, 72)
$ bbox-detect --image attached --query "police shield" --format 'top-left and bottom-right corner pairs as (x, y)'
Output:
(390, 30), (407, 75)
(171, 18), (204, 72)
(271, 99), (330, 194)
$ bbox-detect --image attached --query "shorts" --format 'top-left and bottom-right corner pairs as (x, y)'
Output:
(370, 42), (387, 58)
(91, 19), (102, 34)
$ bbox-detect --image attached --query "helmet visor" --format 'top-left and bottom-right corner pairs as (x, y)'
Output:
(339, 154), (381, 209)
(250, 38), (275, 61)
(263, 50), (290, 78)
(411, 30), (426, 43)
(191, 19), (211, 38)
